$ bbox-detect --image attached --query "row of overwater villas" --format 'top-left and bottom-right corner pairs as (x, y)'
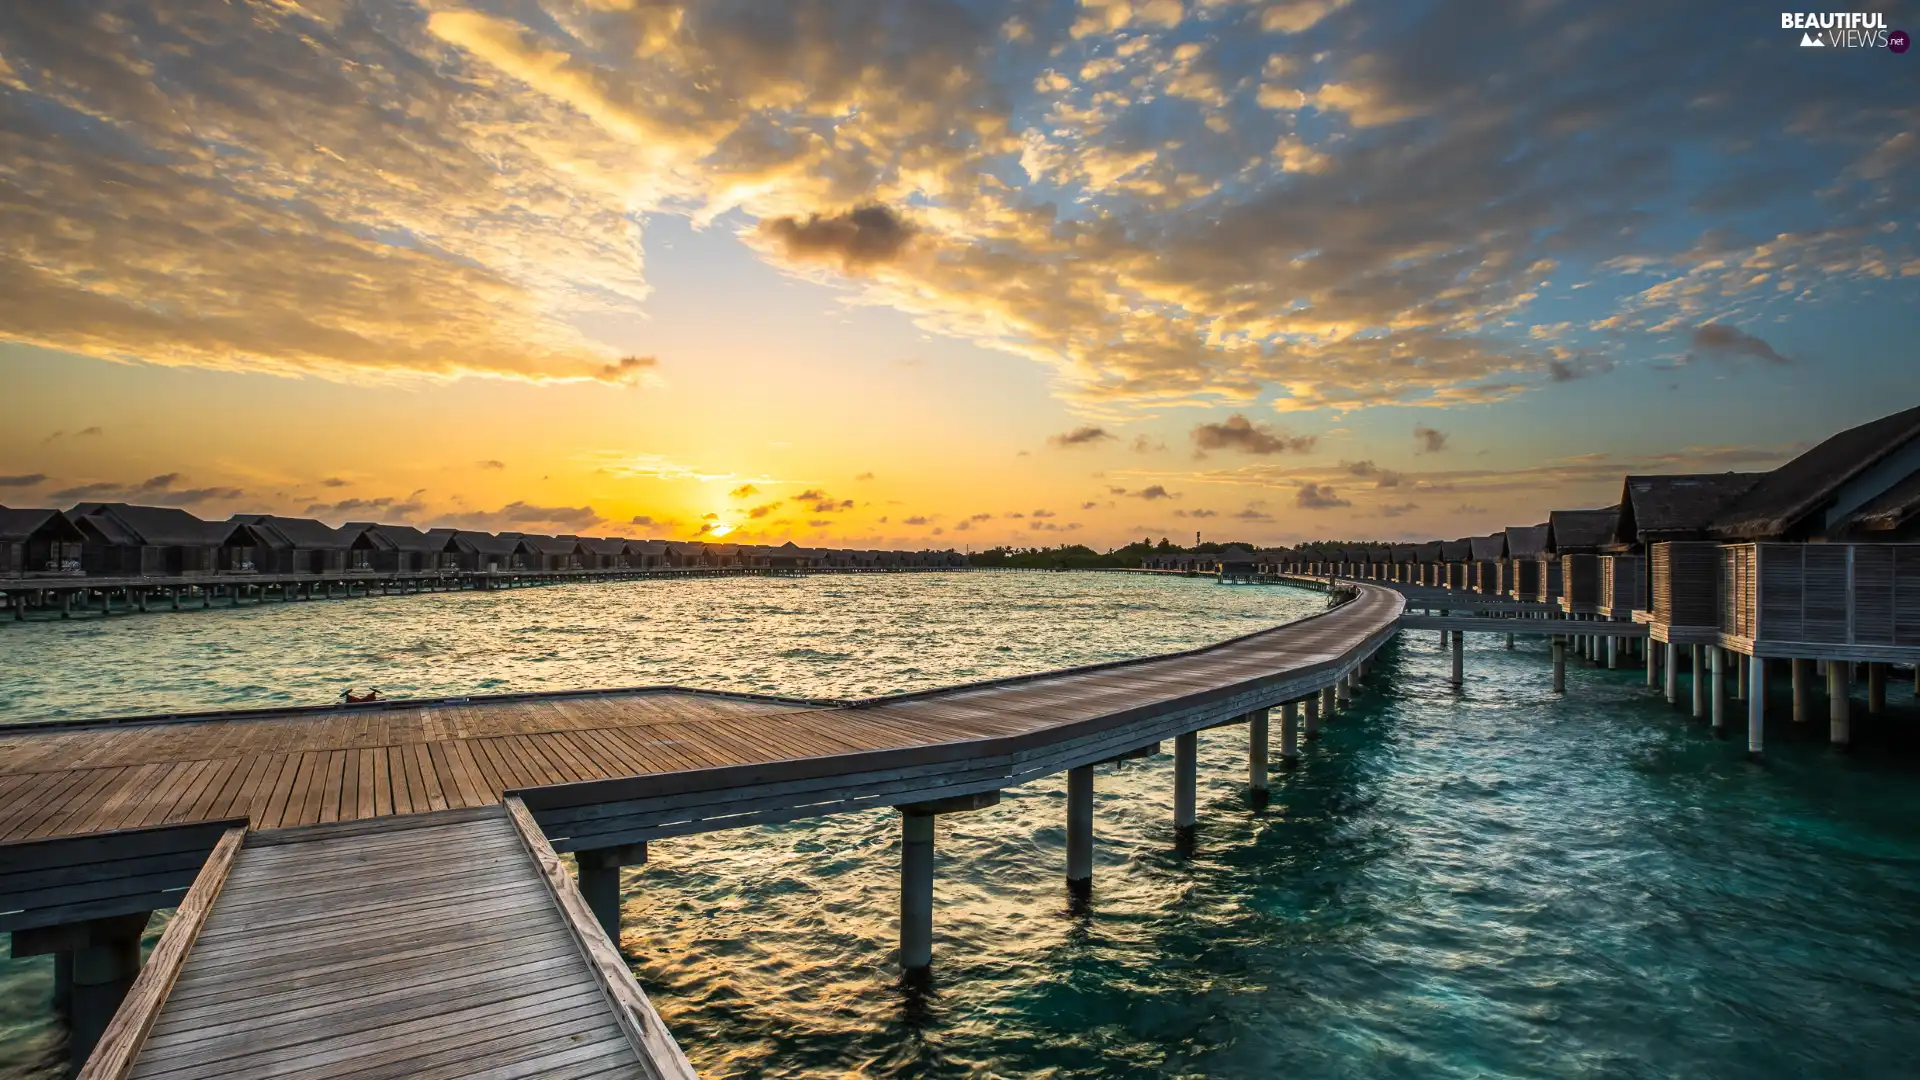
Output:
(1150, 404), (1920, 663)
(0, 502), (968, 579)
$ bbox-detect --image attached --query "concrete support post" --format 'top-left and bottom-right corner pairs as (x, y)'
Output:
(1280, 701), (1300, 761)
(1792, 658), (1813, 723)
(1304, 692), (1321, 737)
(1321, 684), (1337, 720)
(1748, 656), (1766, 760)
(1066, 765), (1093, 907)
(900, 813), (935, 974)
(1868, 662), (1887, 715)
(1829, 662), (1851, 746)
(1551, 636), (1566, 694)
(576, 843), (646, 943)
(1247, 710), (1269, 804)
(60, 591), (72, 619)
(1337, 670), (1354, 708)
(1691, 645), (1707, 719)
(1173, 731), (1197, 850)
(1506, 632), (1515, 650)
(1710, 648), (1727, 731)
(1665, 642), (1679, 704)
(1607, 636), (1619, 670)
(1450, 630), (1464, 687)
(1647, 637), (1659, 686)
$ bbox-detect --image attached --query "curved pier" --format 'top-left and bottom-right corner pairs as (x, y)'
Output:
(1, 580), (1403, 1076)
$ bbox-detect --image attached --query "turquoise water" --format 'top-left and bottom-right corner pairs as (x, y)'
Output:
(4, 574), (1920, 1078)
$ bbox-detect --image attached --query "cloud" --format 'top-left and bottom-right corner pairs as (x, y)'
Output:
(1192, 415), (1316, 455)
(1295, 482), (1350, 509)
(1005, 512), (1026, 519)
(969, 513), (994, 522)
(1174, 508), (1218, 518)
(1080, 500), (1099, 510)
(760, 205), (916, 273)
(1130, 435), (1167, 453)
(1234, 505), (1275, 521)
(444, 501), (604, 531)
(904, 515), (930, 525)
(598, 355), (658, 385)
(630, 515), (657, 526)
(1689, 323), (1793, 366)
(1031, 509), (1056, 518)
(0, 474), (48, 488)
(1136, 485), (1177, 500)
(1413, 425), (1450, 454)
(729, 484), (760, 499)
(0, 0), (1906, 422)
(320, 477), (350, 488)
(479, 460), (507, 470)
(1378, 502), (1420, 517)
(854, 472), (875, 481)
(1342, 460), (1405, 487)
(748, 502), (782, 518)
(48, 472), (236, 505)
(809, 519), (833, 527)
(1048, 426), (1116, 448)
(77, 426), (102, 437)
(1454, 504), (1490, 514)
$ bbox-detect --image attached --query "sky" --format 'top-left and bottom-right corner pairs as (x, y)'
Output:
(0, 0), (1915, 549)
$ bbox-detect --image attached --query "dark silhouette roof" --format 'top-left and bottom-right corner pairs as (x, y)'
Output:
(1504, 524), (1550, 559)
(450, 530), (516, 557)
(70, 503), (253, 547)
(1469, 533), (1507, 560)
(1613, 473), (1764, 545)
(345, 522), (444, 554)
(231, 515), (349, 550)
(1440, 539), (1472, 561)
(577, 537), (629, 556)
(1709, 404), (1920, 540)
(1547, 507), (1620, 553)
(0, 508), (84, 544)
(1831, 470), (1920, 536)
(1416, 541), (1444, 562)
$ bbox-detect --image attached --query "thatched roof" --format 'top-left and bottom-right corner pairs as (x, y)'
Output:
(1440, 539), (1471, 561)
(0, 507), (84, 544)
(1469, 533), (1506, 561)
(231, 515), (348, 551)
(515, 534), (566, 556)
(578, 537), (628, 557)
(1416, 541), (1444, 562)
(1547, 507), (1620, 553)
(71, 503), (253, 547)
(1613, 474), (1763, 544)
(1390, 545), (1417, 563)
(1710, 404), (1920, 540)
(1504, 524), (1550, 559)
(450, 530), (516, 557)
(1831, 470), (1920, 536)
(346, 522), (445, 554)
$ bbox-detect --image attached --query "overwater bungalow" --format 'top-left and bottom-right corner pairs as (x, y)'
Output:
(230, 515), (350, 575)
(1549, 507), (1621, 616)
(1609, 473), (1761, 636)
(1469, 534), (1507, 594)
(0, 507), (85, 577)
(1414, 541), (1444, 586)
(447, 530), (516, 572)
(70, 503), (261, 576)
(1503, 524), (1549, 602)
(1706, 405), (1920, 689)
(1439, 539), (1472, 590)
(574, 537), (627, 570)
(344, 522), (448, 573)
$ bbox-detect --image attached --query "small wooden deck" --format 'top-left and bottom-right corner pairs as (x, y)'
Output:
(125, 808), (665, 1080)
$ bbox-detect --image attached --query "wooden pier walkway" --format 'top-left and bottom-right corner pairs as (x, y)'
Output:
(3, 581), (1404, 1077)
(114, 807), (685, 1080)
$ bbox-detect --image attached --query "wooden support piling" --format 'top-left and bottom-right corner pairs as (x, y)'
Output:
(1280, 701), (1300, 760)
(1247, 710), (1269, 803)
(1830, 662), (1851, 746)
(1173, 731), (1197, 850)
(1551, 636), (1566, 693)
(1066, 764), (1093, 907)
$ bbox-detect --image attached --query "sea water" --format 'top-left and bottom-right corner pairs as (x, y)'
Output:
(2, 573), (1917, 1079)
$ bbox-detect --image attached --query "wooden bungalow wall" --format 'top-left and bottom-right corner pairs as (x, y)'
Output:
(1652, 541), (1721, 627)
(1722, 543), (1920, 648)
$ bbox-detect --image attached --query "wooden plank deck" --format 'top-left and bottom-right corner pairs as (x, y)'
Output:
(124, 808), (664, 1080)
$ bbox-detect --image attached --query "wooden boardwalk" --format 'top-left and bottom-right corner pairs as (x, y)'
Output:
(3, 581), (1403, 1078)
(100, 807), (688, 1080)
(0, 584), (1401, 861)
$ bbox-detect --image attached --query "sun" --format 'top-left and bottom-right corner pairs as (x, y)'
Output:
(706, 523), (736, 537)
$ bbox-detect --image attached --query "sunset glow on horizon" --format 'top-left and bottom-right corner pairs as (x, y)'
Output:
(1, 1), (1913, 548)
